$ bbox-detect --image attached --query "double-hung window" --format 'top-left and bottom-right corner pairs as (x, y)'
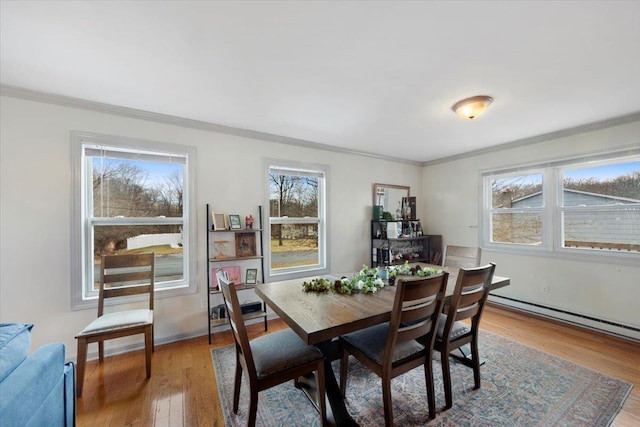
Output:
(482, 151), (640, 262)
(71, 132), (197, 309)
(266, 161), (328, 281)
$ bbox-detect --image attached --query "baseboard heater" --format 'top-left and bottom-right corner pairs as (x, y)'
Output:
(488, 294), (640, 342)
(211, 301), (262, 319)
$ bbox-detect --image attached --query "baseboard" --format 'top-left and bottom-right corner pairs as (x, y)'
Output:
(488, 294), (640, 342)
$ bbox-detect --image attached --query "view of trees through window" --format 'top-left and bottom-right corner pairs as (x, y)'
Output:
(487, 159), (639, 253)
(561, 161), (639, 251)
(269, 170), (321, 270)
(89, 154), (185, 288)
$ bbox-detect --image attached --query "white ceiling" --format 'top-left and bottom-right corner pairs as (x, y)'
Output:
(2, 1), (640, 163)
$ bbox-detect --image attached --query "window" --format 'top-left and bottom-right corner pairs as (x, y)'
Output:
(482, 152), (639, 262)
(266, 161), (328, 281)
(486, 171), (546, 247)
(560, 160), (640, 252)
(71, 132), (196, 309)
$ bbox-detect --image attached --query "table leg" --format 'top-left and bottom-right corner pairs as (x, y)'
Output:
(296, 341), (359, 427)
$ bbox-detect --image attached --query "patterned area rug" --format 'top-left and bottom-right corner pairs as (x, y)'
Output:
(211, 330), (632, 426)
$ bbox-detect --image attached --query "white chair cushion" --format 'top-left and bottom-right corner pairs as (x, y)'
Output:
(78, 309), (153, 336)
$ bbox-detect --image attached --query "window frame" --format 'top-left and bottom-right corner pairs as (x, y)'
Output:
(71, 131), (197, 310)
(264, 159), (329, 282)
(480, 148), (640, 265)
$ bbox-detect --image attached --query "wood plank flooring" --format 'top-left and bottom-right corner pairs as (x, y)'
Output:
(76, 304), (640, 426)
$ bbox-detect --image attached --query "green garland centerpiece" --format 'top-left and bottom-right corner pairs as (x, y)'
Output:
(302, 265), (386, 294)
(388, 261), (443, 283)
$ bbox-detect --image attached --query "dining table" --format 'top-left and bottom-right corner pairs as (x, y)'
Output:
(255, 264), (510, 426)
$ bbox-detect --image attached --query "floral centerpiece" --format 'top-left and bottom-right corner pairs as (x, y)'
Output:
(388, 261), (443, 284)
(302, 265), (386, 294)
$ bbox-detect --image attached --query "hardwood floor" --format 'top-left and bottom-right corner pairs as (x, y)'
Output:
(76, 304), (640, 426)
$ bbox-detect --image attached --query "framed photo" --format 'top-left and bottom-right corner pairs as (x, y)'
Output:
(211, 266), (241, 288)
(212, 212), (227, 231)
(212, 239), (233, 259)
(245, 268), (258, 285)
(228, 214), (242, 230)
(235, 233), (257, 257)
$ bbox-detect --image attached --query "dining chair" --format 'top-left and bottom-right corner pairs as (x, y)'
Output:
(75, 253), (155, 397)
(443, 245), (482, 268)
(216, 269), (327, 427)
(339, 273), (449, 426)
(434, 262), (496, 410)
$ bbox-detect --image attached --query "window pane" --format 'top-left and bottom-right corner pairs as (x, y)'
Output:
(92, 224), (183, 290)
(563, 208), (640, 252)
(269, 172), (319, 218)
(270, 224), (319, 269)
(562, 161), (640, 206)
(92, 157), (184, 218)
(491, 174), (543, 208)
(491, 212), (542, 245)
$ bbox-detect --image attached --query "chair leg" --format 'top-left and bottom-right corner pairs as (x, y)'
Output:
(339, 350), (349, 398)
(471, 338), (481, 390)
(144, 326), (152, 378)
(382, 376), (394, 427)
(98, 340), (104, 363)
(317, 361), (327, 426)
(424, 355), (436, 420)
(248, 388), (258, 427)
(76, 337), (88, 397)
(441, 350), (453, 410)
(233, 354), (242, 413)
(152, 324), (155, 352)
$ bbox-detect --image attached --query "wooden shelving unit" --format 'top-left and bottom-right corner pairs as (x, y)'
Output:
(206, 205), (267, 344)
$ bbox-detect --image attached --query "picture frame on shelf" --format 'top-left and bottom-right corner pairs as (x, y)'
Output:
(245, 268), (258, 285)
(212, 239), (234, 259)
(211, 266), (241, 288)
(235, 233), (257, 257)
(212, 212), (227, 230)
(228, 214), (242, 230)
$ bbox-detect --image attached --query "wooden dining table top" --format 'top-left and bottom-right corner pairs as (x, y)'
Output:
(255, 264), (510, 346)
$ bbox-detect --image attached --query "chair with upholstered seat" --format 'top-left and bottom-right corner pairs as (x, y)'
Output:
(75, 253), (155, 397)
(217, 269), (327, 427)
(443, 245), (482, 268)
(434, 262), (495, 410)
(339, 273), (449, 426)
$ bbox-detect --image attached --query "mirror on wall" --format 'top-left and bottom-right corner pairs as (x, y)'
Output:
(373, 183), (410, 216)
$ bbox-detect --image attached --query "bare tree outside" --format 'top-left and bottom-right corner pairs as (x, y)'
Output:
(92, 158), (184, 255)
(269, 171), (321, 269)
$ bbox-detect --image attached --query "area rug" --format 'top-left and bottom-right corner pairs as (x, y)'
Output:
(211, 330), (632, 426)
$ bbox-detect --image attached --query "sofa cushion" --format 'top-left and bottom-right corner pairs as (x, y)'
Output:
(0, 322), (34, 382)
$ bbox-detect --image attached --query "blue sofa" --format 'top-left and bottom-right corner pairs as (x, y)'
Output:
(0, 323), (75, 427)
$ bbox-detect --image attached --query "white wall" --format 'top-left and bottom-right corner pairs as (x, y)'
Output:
(0, 95), (423, 358)
(421, 120), (640, 339)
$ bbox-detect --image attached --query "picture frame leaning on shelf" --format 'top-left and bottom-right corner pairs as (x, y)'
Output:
(228, 214), (242, 229)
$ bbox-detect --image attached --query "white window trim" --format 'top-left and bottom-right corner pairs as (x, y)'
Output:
(264, 158), (329, 282)
(479, 147), (640, 266)
(70, 131), (197, 310)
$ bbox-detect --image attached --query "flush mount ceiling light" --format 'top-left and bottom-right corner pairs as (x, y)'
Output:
(451, 95), (493, 120)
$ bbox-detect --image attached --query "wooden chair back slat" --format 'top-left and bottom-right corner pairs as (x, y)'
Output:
(98, 253), (155, 316)
(443, 245), (481, 269)
(388, 273), (449, 357)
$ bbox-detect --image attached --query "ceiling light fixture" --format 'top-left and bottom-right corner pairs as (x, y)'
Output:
(451, 95), (493, 120)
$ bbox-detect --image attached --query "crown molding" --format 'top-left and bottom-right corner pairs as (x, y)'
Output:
(0, 84), (421, 166)
(421, 111), (640, 167)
